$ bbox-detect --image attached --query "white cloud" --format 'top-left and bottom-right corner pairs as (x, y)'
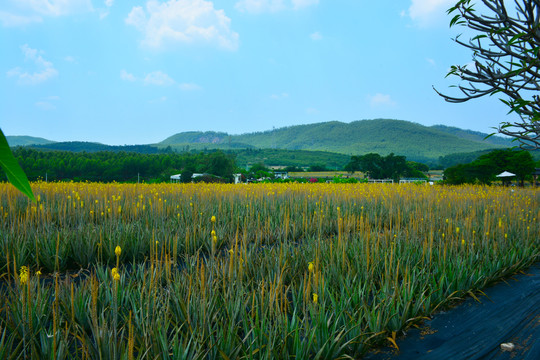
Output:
(235, 0), (318, 13)
(35, 95), (60, 110)
(144, 71), (175, 86)
(120, 69), (137, 82)
(235, 0), (285, 13)
(270, 92), (289, 99)
(407, 0), (454, 27)
(7, 44), (58, 85)
(149, 96), (167, 103)
(179, 82), (202, 91)
(16, 0), (93, 16)
(121, 69), (200, 89)
(0, 11), (41, 27)
(1, 0), (93, 27)
(310, 31), (322, 41)
(126, 0), (239, 51)
(368, 93), (396, 107)
(35, 101), (55, 110)
(291, 0), (318, 10)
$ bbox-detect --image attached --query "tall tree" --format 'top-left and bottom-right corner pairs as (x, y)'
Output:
(344, 153), (424, 181)
(437, 0), (540, 149)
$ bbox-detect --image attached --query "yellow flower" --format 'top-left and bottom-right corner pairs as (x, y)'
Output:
(308, 262), (314, 273)
(211, 230), (216, 237)
(113, 272), (120, 281)
(112, 267), (118, 277)
(115, 245), (122, 257)
(20, 266), (29, 285)
(456, 227), (460, 234)
(461, 239), (465, 246)
(313, 293), (318, 304)
(211, 215), (216, 223)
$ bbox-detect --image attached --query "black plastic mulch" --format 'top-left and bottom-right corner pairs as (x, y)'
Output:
(364, 263), (540, 360)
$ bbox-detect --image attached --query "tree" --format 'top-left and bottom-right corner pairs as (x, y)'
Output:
(437, 0), (540, 149)
(202, 151), (236, 181)
(344, 153), (419, 181)
(443, 163), (477, 184)
(443, 148), (535, 185)
(308, 164), (327, 172)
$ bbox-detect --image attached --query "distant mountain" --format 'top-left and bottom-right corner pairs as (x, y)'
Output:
(10, 119), (517, 165)
(158, 119), (509, 162)
(160, 131), (229, 145)
(7, 136), (56, 147)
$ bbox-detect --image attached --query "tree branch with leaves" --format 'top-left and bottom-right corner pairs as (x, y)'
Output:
(435, 0), (540, 149)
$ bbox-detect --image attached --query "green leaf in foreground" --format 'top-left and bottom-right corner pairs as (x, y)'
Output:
(0, 128), (35, 201)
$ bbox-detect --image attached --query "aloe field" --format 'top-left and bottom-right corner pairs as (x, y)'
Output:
(0, 182), (538, 359)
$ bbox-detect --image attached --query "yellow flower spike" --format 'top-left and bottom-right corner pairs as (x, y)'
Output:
(461, 239), (465, 246)
(211, 215), (216, 223)
(113, 272), (121, 282)
(211, 230), (216, 237)
(504, 233), (508, 239)
(115, 246), (122, 257)
(313, 293), (318, 304)
(308, 262), (314, 273)
(20, 266), (29, 285)
(112, 267), (118, 276)
(212, 235), (218, 244)
(456, 227), (460, 234)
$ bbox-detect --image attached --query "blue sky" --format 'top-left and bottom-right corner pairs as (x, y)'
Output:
(1, 0), (515, 145)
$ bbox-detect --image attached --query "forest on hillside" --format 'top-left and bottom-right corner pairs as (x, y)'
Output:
(6, 148), (236, 183)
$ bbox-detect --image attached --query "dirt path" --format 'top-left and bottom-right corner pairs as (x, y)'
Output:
(364, 263), (540, 359)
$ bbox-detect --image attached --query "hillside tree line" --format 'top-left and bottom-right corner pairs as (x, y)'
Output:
(443, 149), (536, 185)
(5, 148), (236, 183)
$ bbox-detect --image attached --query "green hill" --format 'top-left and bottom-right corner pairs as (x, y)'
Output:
(158, 119), (508, 162)
(429, 125), (514, 147)
(29, 142), (165, 154)
(231, 149), (351, 169)
(160, 131), (229, 145)
(7, 136), (56, 147)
